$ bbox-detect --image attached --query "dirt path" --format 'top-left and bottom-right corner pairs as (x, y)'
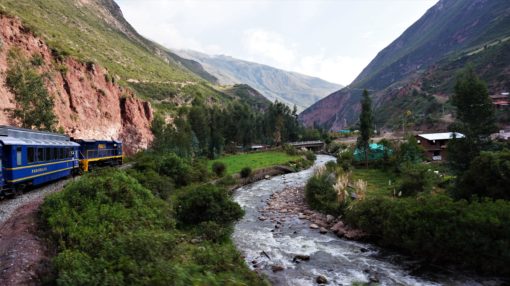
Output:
(0, 179), (73, 286)
(0, 198), (50, 286)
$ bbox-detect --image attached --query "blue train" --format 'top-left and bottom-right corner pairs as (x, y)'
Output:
(0, 125), (123, 197)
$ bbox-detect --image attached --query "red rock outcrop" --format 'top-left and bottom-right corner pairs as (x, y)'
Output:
(0, 15), (153, 154)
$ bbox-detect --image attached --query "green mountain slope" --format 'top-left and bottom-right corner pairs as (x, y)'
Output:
(300, 0), (510, 131)
(0, 0), (233, 115)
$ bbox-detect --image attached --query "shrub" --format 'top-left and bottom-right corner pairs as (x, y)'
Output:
(283, 144), (299, 156)
(240, 167), (252, 178)
(454, 151), (510, 200)
(305, 150), (317, 161)
(212, 162), (226, 177)
(305, 173), (342, 215)
(216, 175), (238, 187)
(396, 163), (436, 196)
(397, 136), (425, 168)
(41, 170), (177, 284)
(337, 150), (354, 171)
(197, 221), (233, 243)
(345, 194), (510, 275)
(175, 185), (244, 226)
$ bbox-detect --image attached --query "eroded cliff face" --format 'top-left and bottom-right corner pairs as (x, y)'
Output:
(0, 15), (153, 154)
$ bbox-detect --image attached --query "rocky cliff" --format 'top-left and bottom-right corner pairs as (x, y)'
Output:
(0, 14), (153, 154)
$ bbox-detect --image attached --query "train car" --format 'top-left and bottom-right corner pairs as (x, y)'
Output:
(0, 126), (80, 196)
(73, 139), (123, 172)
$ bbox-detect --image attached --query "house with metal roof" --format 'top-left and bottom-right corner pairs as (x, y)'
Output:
(415, 132), (464, 161)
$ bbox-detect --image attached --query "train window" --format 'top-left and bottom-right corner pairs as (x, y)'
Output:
(45, 148), (51, 162)
(28, 147), (35, 163)
(37, 148), (44, 162)
(16, 147), (22, 166)
(67, 148), (72, 158)
(59, 148), (64, 160)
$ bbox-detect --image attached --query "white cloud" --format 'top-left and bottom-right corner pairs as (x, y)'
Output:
(297, 54), (370, 85)
(242, 29), (297, 69)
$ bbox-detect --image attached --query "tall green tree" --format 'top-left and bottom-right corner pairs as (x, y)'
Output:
(357, 89), (373, 168)
(5, 49), (57, 131)
(448, 66), (497, 172)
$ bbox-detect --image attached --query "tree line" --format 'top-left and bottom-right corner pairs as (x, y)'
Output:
(151, 100), (321, 159)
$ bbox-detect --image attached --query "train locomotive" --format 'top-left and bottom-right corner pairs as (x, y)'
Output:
(0, 125), (123, 197)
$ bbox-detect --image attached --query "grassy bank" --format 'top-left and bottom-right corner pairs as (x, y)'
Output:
(208, 151), (301, 176)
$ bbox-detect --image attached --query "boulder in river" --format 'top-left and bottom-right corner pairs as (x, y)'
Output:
(316, 275), (328, 284)
(319, 227), (328, 234)
(271, 264), (285, 272)
(293, 254), (310, 262)
(326, 214), (335, 223)
(309, 224), (319, 229)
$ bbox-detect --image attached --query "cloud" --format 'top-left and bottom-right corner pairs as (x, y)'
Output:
(297, 54), (370, 85)
(242, 29), (297, 69)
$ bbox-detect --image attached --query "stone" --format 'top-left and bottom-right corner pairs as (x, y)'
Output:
(360, 247), (369, 253)
(319, 227), (328, 234)
(293, 254), (310, 261)
(271, 265), (285, 272)
(369, 273), (379, 283)
(336, 229), (345, 238)
(309, 224), (319, 229)
(298, 213), (307, 220)
(190, 238), (201, 244)
(330, 221), (344, 233)
(258, 216), (267, 221)
(326, 214), (335, 223)
(316, 275), (328, 284)
(265, 175), (271, 180)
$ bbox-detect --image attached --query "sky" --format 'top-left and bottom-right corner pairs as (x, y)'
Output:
(116, 0), (438, 86)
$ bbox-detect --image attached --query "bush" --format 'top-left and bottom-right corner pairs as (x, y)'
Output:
(397, 136), (425, 168)
(454, 151), (510, 200)
(212, 162), (226, 177)
(41, 170), (177, 284)
(283, 144), (299, 156)
(175, 185), (244, 226)
(216, 175), (238, 187)
(240, 167), (252, 178)
(345, 194), (510, 275)
(305, 150), (317, 161)
(305, 173), (342, 215)
(133, 152), (193, 188)
(337, 150), (354, 171)
(396, 163), (436, 196)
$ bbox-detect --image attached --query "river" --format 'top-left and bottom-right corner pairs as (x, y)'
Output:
(232, 155), (501, 286)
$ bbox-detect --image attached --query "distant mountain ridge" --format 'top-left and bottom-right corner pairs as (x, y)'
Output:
(175, 50), (342, 111)
(300, 0), (510, 131)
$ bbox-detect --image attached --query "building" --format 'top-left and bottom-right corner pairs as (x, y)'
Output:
(415, 132), (464, 161)
(490, 92), (509, 109)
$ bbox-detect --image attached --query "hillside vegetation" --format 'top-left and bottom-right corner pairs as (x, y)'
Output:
(0, 0), (256, 116)
(300, 0), (510, 130)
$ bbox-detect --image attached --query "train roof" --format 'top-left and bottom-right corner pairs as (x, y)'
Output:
(72, 139), (122, 144)
(0, 125), (79, 146)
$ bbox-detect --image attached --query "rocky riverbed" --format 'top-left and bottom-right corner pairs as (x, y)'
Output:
(232, 155), (502, 286)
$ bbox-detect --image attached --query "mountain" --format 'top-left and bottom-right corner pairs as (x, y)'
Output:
(175, 50), (342, 111)
(0, 0), (263, 152)
(300, 0), (510, 131)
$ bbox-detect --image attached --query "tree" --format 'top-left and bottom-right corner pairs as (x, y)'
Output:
(357, 89), (373, 168)
(448, 66), (497, 172)
(5, 49), (57, 131)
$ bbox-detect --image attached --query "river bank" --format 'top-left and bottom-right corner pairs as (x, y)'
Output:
(232, 155), (503, 286)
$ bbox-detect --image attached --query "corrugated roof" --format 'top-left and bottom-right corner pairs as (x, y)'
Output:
(417, 132), (465, 141)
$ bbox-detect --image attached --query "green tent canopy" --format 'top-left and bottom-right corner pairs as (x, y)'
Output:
(353, 143), (392, 161)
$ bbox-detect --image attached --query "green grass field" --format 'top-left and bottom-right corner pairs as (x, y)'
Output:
(209, 151), (301, 176)
(351, 168), (398, 197)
